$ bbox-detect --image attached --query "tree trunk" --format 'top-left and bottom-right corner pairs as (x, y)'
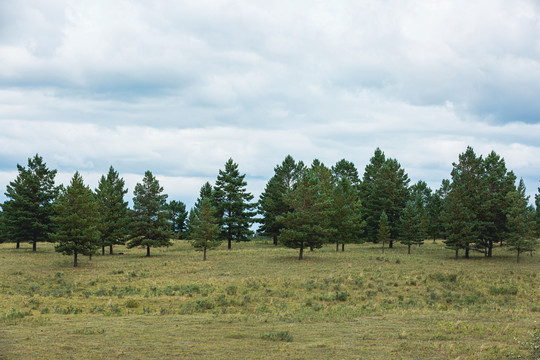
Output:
(228, 238), (232, 250)
(299, 241), (304, 260)
(342, 243), (345, 252)
(16, 241), (20, 249)
(102, 246), (105, 256)
(336, 241), (339, 252)
(273, 236), (277, 246)
(517, 248), (520, 263)
(382, 240), (385, 254)
(310, 246), (313, 252)
(455, 248), (458, 260)
(203, 246), (207, 261)
(487, 240), (493, 257)
(389, 240), (393, 248)
(89, 254), (92, 261)
(74, 250), (78, 267)
(32, 240), (36, 252)
(110, 245), (113, 255)
(408, 244), (411, 255)
(146, 246), (150, 257)
(465, 248), (469, 259)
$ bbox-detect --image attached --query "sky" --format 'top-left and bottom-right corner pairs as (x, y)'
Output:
(1, 0), (540, 208)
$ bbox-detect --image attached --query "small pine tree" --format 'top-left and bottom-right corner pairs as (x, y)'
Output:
(190, 198), (221, 260)
(127, 171), (172, 257)
(95, 166), (129, 255)
(51, 172), (100, 267)
(378, 211), (390, 254)
(400, 200), (422, 254)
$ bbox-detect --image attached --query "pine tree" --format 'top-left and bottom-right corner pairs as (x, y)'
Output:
(1, 154), (58, 251)
(186, 182), (214, 239)
(481, 151), (516, 256)
(443, 182), (476, 259)
(166, 200), (188, 239)
(426, 181), (448, 241)
(51, 172), (100, 267)
(443, 147), (486, 258)
(278, 169), (332, 260)
(95, 166), (129, 255)
(213, 159), (256, 249)
(535, 185), (540, 237)
(0, 207), (6, 244)
(331, 177), (364, 252)
(258, 155), (305, 246)
(399, 198), (425, 254)
(359, 149), (410, 247)
(127, 171), (172, 257)
(190, 197), (221, 260)
(378, 211), (390, 254)
(506, 179), (537, 263)
(331, 159), (361, 188)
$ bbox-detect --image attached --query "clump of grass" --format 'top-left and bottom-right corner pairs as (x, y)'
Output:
(74, 328), (106, 335)
(261, 330), (293, 342)
(488, 285), (518, 296)
(124, 299), (140, 309)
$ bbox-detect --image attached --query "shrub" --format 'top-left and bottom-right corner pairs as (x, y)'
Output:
(261, 331), (293, 342)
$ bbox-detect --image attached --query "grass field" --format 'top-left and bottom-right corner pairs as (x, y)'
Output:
(0, 240), (539, 359)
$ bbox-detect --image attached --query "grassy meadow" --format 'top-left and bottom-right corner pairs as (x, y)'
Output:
(0, 240), (539, 359)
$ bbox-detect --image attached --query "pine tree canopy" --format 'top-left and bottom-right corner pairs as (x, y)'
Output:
(51, 172), (100, 267)
(1, 154), (58, 251)
(127, 171), (172, 256)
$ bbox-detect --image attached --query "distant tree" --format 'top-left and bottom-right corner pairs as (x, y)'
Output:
(506, 179), (537, 263)
(95, 166), (129, 255)
(278, 169), (332, 260)
(331, 177), (364, 252)
(127, 171), (172, 257)
(378, 211), (390, 254)
(166, 200), (188, 239)
(213, 159), (256, 249)
(359, 148), (386, 242)
(189, 197), (221, 260)
(51, 172), (100, 267)
(1, 154), (58, 251)
(258, 155), (305, 246)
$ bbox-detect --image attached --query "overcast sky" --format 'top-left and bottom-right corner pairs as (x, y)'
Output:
(1, 0), (540, 207)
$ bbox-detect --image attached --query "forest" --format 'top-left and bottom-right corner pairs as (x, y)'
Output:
(1, 146), (539, 265)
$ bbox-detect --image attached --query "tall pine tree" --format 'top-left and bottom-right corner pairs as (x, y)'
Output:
(51, 172), (100, 267)
(127, 171), (172, 256)
(2, 154), (58, 251)
(258, 155), (305, 246)
(95, 166), (129, 255)
(213, 159), (256, 249)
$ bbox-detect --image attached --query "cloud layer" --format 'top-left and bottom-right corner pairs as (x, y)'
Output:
(1, 0), (539, 206)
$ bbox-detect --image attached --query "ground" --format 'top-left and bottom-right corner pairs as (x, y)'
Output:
(0, 240), (538, 359)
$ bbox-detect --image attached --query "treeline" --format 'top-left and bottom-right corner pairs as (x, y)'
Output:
(1, 147), (539, 266)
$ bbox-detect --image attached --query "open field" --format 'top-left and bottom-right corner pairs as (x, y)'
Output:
(0, 240), (539, 359)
